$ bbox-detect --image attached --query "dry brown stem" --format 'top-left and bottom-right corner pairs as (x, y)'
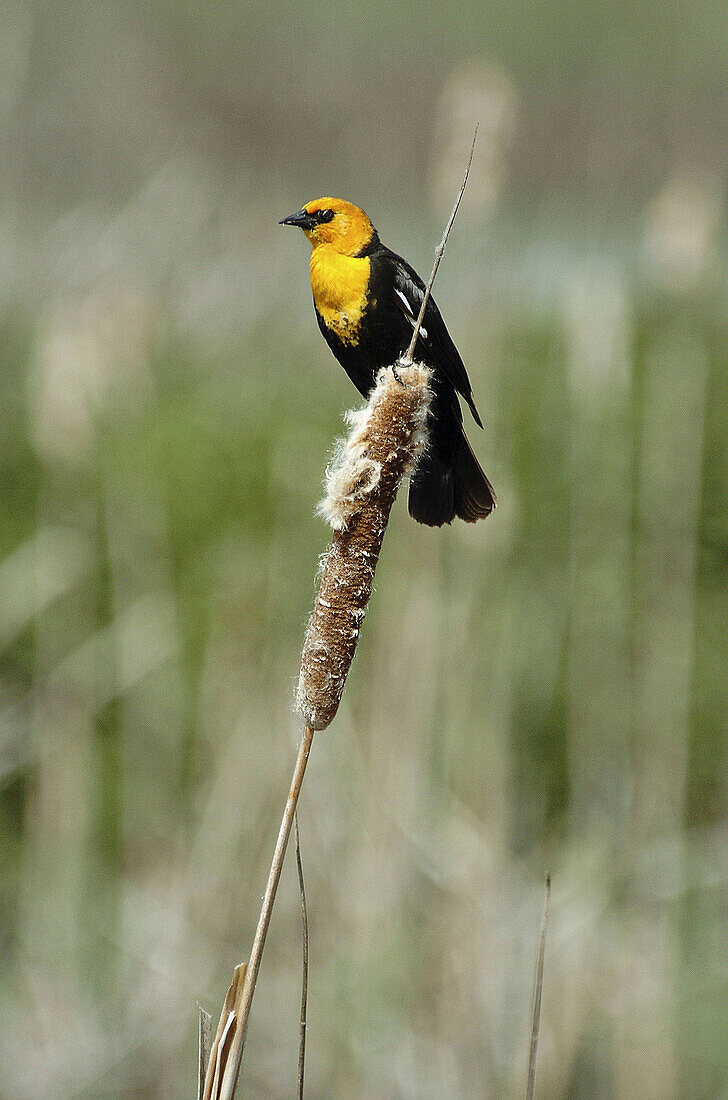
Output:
(294, 813), (308, 1100)
(200, 726), (314, 1100)
(200, 963), (247, 1100)
(401, 124), (478, 365)
(526, 872), (551, 1100)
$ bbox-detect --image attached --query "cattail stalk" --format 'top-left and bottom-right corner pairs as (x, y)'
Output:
(200, 364), (432, 1099)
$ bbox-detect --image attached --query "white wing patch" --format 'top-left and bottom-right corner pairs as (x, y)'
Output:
(394, 288), (413, 314)
(394, 287), (428, 339)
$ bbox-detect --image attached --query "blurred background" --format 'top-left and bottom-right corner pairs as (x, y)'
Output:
(1, 1), (728, 1096)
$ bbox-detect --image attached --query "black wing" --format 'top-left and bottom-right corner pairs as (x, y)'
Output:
(385, 251), (483, 428)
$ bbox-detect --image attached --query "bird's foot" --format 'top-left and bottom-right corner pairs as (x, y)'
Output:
(392, 360), (409, 386)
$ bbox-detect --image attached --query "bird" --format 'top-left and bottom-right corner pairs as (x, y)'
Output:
(280, 197), (496, 526)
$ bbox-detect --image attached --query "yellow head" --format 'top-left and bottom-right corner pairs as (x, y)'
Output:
(279, 197), (376, 256)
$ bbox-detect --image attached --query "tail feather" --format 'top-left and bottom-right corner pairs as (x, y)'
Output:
(452, 433), (496, 523)
(408, 428), (495, 526)
(408, 451), (455, 526)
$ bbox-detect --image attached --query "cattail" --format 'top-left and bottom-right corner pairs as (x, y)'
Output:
(296, 363), (433, 730)
(197, 138), (477, 1097)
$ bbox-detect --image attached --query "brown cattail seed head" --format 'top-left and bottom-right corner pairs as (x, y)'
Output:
(296, 364), (433, 730)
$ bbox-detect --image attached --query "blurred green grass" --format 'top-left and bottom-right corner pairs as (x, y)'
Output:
(3, 0), (728, 1094)
(1, 269), (727, 1096)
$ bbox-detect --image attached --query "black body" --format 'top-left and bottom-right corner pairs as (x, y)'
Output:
(316, 237), (496, 526)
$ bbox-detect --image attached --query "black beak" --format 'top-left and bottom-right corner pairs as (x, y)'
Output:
(279, 208), (317, 230)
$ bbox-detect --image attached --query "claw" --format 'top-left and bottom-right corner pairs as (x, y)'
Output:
(392, 361), (408, 386)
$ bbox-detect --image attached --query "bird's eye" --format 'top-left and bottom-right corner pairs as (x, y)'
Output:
(317, 209), (335, 223)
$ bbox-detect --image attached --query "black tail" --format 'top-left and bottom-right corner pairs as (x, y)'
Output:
(408, 411), (496, 527)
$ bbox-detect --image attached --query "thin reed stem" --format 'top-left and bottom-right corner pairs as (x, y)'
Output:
(294, 812), (309, 1100)
(218, 725), (315, 1100)
(526, 873), (551, 1100)
(401, 124), (478, 364)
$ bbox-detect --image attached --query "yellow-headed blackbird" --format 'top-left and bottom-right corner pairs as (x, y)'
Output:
(280, 197), (496, 526)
